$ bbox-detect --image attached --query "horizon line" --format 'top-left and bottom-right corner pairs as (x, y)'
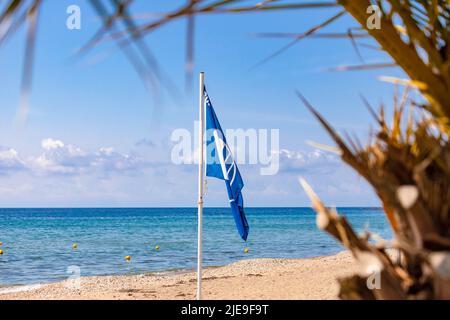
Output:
(0, 206), (383, 209)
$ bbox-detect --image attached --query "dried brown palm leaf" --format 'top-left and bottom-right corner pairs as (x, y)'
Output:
(299, 91), (450, 299)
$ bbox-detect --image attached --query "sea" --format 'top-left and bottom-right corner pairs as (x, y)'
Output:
(0, 207), (391, 287)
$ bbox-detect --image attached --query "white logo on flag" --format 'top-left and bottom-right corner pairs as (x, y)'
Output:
(213, 129), (237, 186)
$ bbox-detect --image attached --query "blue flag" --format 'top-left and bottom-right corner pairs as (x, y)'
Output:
(204, 87), (249, 241)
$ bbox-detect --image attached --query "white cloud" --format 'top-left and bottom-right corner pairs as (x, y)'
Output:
(233, 147), (378, 206)
(41, 138), (64, 150)
(0, 141), (379, 207)
(92, 147), (144, 171)
(276, 148), (340, 173)
(0, 147), (26, 172)
(31, 138), (145, 175)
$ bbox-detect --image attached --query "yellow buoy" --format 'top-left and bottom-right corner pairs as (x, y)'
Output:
(155, 245), (160, 251)
(0, 242), (3, 246)
(72, 243), (78, 250)
(244, 247), (249, 254)
(125, 255), (131, 262)
(0, 249), (3, 255)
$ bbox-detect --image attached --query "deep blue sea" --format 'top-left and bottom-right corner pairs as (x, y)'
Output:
(0, 207), (390, 286)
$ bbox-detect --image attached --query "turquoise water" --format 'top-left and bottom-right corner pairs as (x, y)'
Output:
(0, 207), (390, 286)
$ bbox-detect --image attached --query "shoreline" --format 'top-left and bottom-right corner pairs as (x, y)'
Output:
(0, 265), (218, 291)
(0, 251), (358, 300)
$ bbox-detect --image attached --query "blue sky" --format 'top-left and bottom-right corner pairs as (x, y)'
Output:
(0, 1), (404, 207)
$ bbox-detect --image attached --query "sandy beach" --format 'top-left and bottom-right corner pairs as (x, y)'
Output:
(0, 251), (358, 300)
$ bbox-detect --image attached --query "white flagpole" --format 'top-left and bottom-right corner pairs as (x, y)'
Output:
(197, 71), (205, 300)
